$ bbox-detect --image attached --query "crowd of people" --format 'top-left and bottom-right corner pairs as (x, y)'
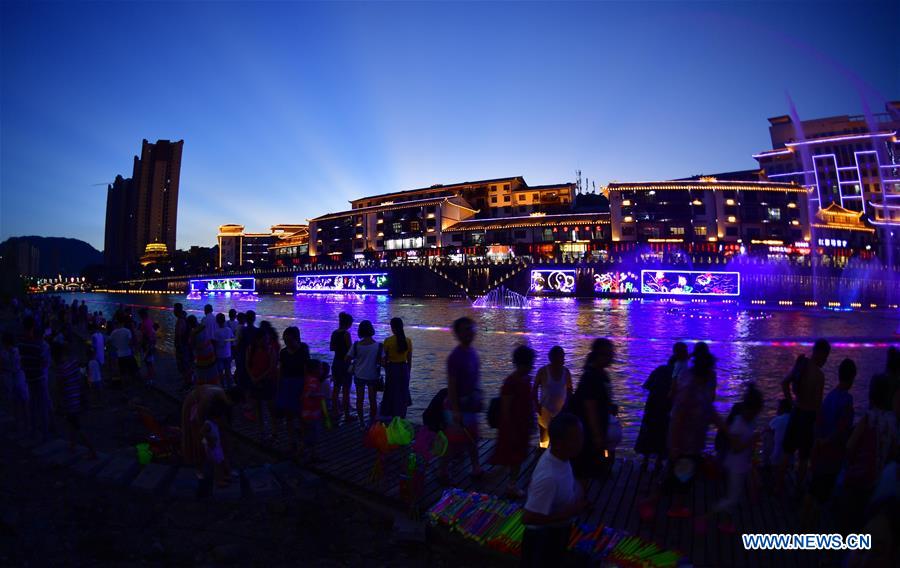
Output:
(2, 295), (899, 565)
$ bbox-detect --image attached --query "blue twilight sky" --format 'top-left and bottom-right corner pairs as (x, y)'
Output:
(1, 1), (897, 251)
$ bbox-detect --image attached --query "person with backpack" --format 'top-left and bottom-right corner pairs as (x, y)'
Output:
(191, 316), (219, 385)
(567, 338), (617, 486)
(346, 320), (382, 424)
(489, 345), (536, 499)
(247, 321), (280, 442)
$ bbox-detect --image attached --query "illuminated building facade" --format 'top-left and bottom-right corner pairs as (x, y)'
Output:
(606, 179), (810, 250)
(442, 212), (611, 259)
(308, 197), (477, 260)
(753, 102), (900, 246)
(348, 176), (575, 219)
(217, 224), (308, 268)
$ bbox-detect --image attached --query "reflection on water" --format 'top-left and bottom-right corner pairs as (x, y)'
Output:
(70, 293), (898, 451)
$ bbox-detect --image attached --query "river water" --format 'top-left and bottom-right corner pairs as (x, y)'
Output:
(65, 292), (899, 451)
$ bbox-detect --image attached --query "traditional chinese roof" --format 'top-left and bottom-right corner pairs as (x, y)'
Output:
(812, 203), (875, 233)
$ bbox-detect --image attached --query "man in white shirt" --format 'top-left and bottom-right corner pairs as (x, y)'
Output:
(521, 412), (587, 567)
(213, 313), (235, 388)
(109, 319), (136, 385)
(201, 304), (217, 341)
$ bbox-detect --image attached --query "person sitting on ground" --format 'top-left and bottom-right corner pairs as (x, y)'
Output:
(521, 413), (587, 568)
(533, 346), (573, 450)
(181, 384), (245, 479)
(490, 344), (537, 499)
(765, 399), (792, 470)
(202, 397), (229, 487)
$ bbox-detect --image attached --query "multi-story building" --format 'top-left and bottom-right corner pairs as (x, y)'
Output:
(753, 102), (899, 250)
(104, 174), (137, 271)
(103, 139), (183, 274)
(309, 176), (575, 260)
(348, 176), (575, 219)
(606, 179), (810, 251)
(309, 197), (476, 260)
(442, 212), (611, 259)
(217, 224), (308, 268)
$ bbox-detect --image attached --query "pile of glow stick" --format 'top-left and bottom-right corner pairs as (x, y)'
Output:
(429, 490), (684, 566)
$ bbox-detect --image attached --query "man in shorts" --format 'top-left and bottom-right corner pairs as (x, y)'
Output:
(780, 338), (830, 490)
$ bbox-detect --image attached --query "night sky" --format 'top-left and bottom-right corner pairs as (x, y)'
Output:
(1, 1), (896, 250)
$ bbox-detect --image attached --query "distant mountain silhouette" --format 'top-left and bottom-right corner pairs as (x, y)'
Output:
(0, 236), (103, 276)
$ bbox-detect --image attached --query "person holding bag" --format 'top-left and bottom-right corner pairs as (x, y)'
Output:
(346, 320), (382, 424)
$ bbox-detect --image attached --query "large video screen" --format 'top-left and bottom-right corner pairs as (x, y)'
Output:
(594, 271), (639, 294)
(295, 273), (389, 293)
(529, 269), (576, 295)
(640, 270), (740, 296)
(189, 277), (255, 292)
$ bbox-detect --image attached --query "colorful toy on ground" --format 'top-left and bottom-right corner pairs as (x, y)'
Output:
(386, 417), (414, 446)
(363, 421), (397, 484)
(428, 489), (685, 566)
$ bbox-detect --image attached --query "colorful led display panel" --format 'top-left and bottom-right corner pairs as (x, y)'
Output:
(295, 273), (389, 293)
(529, 269), (576, 295)
(594, 271), (639, 294)
(640, 270), (740, 296)
(189, 277), (255, 292)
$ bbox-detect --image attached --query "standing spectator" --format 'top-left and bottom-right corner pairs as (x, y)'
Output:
(213, 313), (235, 388)
(330, 312), (354, 422)
(490, 345), (536, 498)
(779, 339), (831, 490)
(765, 399), (792, 469)
(532, 346), (573, 450)
(439, 317), (483, 483)
(275, 326), (309, 455)
(53, 340), (97, 458)
(346, 320), (382, 424)
(109, 316), (137, 386)
(173, 304), (191, 390)
(380, 317), (412, 419)
(663, 342), (721, 518)
(19, 316), (51, 439)
(89, 323), (105, 377)
(138, 308), (157, 386)
(700, 384), (763, 534)
(868, 347), (899, 419)
(300, 359), (328, 462)
(247, 321), (279, 441)
(1, 332), (29, 434)
(806, 358), (856, 519)
(201, 304), (217, 340)
(840, 368), (899, 533)
(521, 413), (586, 567)
(634, 342), (689, 470)
(192, 316), (219, 385)
(568, 338), (616, 485)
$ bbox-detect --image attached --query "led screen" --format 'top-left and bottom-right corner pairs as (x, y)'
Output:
(594, 271), (639, 294)
(640, 270), (740, 296)
(189, 277), (255, 292)
(529, 269), (576, 295)
(295, 273), (389, 293)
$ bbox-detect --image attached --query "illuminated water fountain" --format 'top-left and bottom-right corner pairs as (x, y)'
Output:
(472, 286), (531, 309)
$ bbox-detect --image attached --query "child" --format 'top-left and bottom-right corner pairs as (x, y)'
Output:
(54, 340), (97, 459)
(86, 346), (103, 406)
(765, 399), (792, 469)
(89, 323), (105, 372)
(700, 384), (763, 534)
(201, 398), (229, 487)
(300, 359), (327, 462)
(1, 332), (29, 434)
(808, 359), (856, 506)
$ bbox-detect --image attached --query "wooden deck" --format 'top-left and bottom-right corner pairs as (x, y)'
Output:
(151, 356), (837, 567)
